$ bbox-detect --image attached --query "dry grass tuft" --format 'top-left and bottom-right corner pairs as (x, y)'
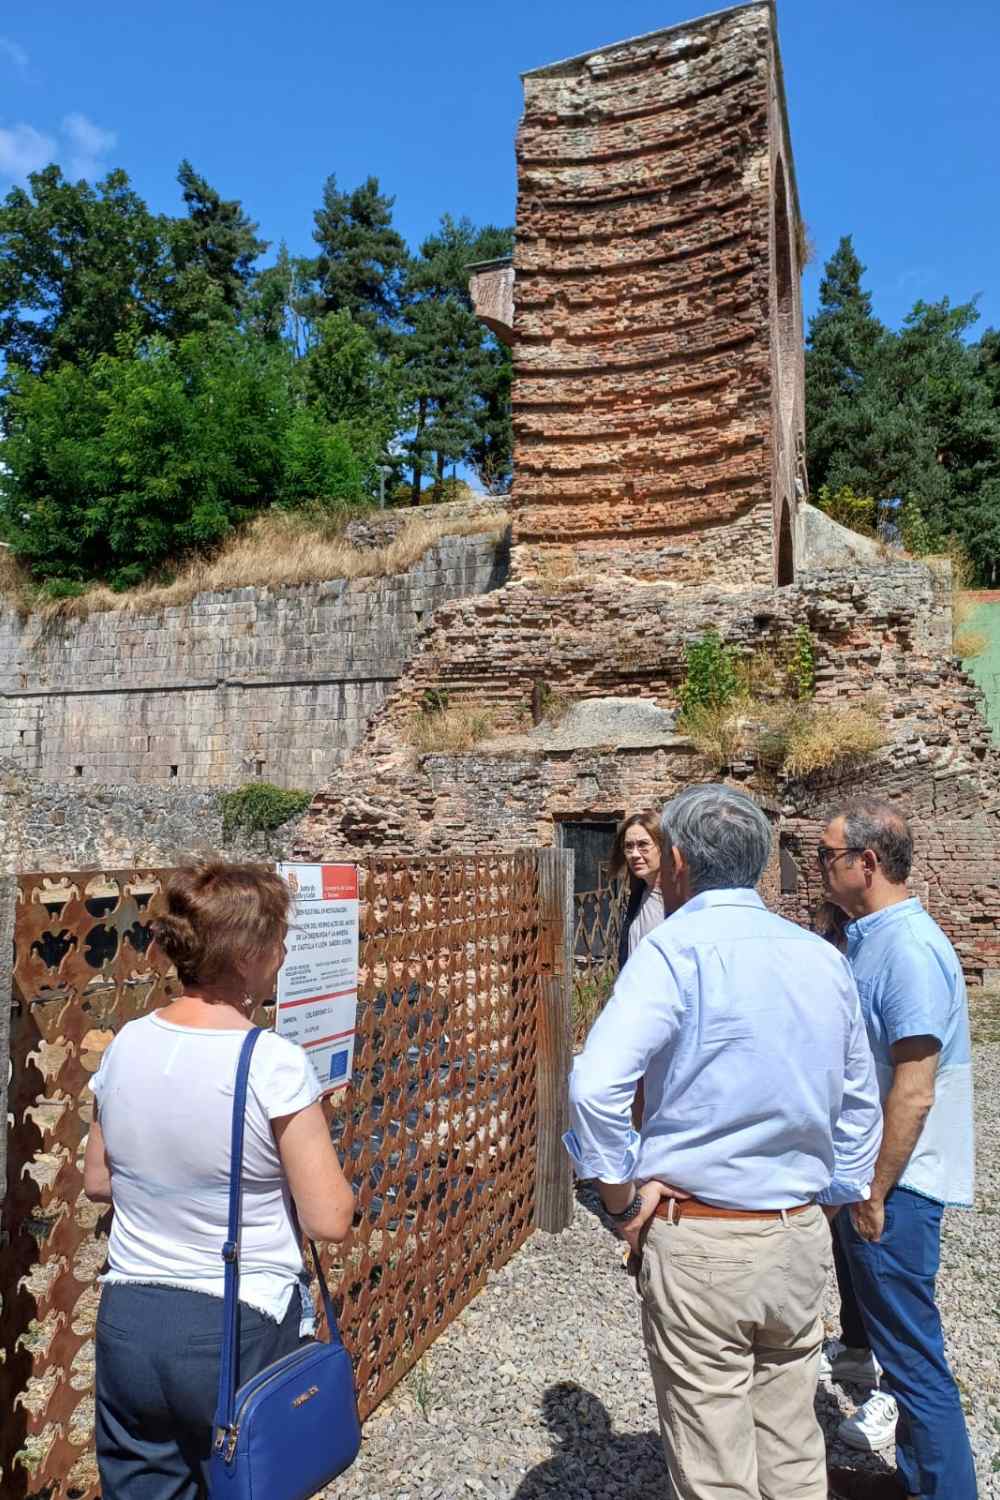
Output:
(775, 703), (886, 778)
(406, 703), (497, 754)
(953, 628), (989, 660)
(681, 697), (885, 778)
(10, 508), (505, 622)
(680, 703), (749, 767)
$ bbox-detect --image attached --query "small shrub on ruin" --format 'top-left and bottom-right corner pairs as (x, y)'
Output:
(815, 485), (877, 537)
(408, 702), (497, 754)
(220, 783), (312, 837)
(678, 631), (742, 719)
(791, 624), (817, 700)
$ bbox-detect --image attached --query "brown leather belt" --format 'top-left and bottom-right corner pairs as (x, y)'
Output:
(654, 1196), (814, 1222)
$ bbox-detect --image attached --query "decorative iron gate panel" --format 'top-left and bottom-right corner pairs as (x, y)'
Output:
(1, 852), (558, 1500)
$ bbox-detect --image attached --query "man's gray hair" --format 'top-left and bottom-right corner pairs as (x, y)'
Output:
(837, 797), (913, 884)
(660, 784), (772, 895)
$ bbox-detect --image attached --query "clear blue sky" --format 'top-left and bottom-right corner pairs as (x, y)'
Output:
(2, 0), (997, 336)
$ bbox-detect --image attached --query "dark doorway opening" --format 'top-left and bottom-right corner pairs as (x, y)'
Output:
(777, 500), (794, 586)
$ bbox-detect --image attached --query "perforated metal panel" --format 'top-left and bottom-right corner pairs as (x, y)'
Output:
(2, 853), (546, 1499)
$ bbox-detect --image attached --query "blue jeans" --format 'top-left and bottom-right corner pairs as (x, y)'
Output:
(836, 1188), (977, 1498)
(95, 1282), (303, 1500)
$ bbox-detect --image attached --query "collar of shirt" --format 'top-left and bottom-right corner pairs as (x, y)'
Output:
(668, 887), (766, 921)
(845, 896), (923, 952)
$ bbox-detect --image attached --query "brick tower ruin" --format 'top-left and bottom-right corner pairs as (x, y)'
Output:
(473, 0), (805, 586)
(299, 1), (1000, 985)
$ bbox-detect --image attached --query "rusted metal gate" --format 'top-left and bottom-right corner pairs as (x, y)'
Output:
(572, 879), (627, 1044)
(0, 851), (572, 1500)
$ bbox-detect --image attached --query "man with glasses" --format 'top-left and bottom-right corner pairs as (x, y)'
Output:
(819, 798), (977, 1500)
(565, 784), (882, 1500)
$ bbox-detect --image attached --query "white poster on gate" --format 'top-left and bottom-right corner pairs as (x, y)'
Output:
(276, 863), (359, 1094)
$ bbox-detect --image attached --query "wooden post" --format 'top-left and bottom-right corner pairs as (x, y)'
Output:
(534, 847), (574, 1233)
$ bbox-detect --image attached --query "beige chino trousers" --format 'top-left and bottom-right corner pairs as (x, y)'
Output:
(637, 1202), (831, 1500)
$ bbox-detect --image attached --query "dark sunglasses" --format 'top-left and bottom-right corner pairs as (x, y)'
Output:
(816, 845), (867, 869)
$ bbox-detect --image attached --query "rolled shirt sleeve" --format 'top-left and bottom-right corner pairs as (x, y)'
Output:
(563, 936), (685, 1183)
(816, 986), (883, 1206)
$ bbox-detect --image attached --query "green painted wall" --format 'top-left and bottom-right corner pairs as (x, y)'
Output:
(961, 600), (1000, 740)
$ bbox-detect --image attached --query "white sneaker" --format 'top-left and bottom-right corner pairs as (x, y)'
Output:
(826, 1343), (883, 1387)
(837, 1391), (900, 1452)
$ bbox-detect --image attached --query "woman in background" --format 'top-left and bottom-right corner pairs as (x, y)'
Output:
(84, 861), (355, 1500)
(612, 810), (666, 970)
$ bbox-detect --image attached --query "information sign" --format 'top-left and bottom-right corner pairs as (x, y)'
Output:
(275, 863), (359, 1093)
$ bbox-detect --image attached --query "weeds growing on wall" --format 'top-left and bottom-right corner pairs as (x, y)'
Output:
(790, 624), (817, 700)
(220, 783), (312, 837)
(678, 631), (741, 717)
(677, 629), (881, 777)
(407, 700), (496, 753)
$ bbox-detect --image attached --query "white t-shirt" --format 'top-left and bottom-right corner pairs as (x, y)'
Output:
(91, 1013), (323, 1326)
(627, 883), (665, 957)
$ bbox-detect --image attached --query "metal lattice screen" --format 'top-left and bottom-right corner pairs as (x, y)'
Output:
(1, 852), (567, 1500)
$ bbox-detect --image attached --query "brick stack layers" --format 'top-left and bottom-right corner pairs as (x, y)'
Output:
(511, 2), (804, 584)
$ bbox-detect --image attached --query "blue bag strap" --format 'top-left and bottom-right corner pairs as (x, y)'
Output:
(213, 1030), (347, 1448)
(213, 1026), (262, 1444)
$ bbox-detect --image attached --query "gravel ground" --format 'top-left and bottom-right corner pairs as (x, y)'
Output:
(329, 1031), (1000, 1499)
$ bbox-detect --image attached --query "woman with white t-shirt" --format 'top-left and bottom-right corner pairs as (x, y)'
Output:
(84, 861), (355, 1500)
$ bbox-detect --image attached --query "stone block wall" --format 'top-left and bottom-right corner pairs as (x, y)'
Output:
(512, 2), (801, 583)
(0, 529), (507, 789)
(0, 766), (301, 874)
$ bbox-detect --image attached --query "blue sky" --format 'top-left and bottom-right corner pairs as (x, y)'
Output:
(1, 0), (997, 336)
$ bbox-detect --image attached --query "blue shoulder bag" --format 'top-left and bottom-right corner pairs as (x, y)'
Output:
(210, 1028), (362, 1500)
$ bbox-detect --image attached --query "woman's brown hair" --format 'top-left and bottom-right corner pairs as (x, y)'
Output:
(610, 811), (664, 881)
(153, 861), (291, 989)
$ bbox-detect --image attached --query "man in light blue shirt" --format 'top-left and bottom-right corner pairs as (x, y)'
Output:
(820, 799), (977, 1500)
(565, 784), (882, 1500)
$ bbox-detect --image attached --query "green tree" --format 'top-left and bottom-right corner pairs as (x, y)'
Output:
(161, 160), (267, 334)
(247, 241), (315, 354)
(0, 165), (166, 378)
(0, 327), (386, 587)
(306, 175), (409, 332)
(298, 311), (402, 486)
(399, 215), (514, 500)
(804, 235), (888, 493)
(805, 239), (1000, 581)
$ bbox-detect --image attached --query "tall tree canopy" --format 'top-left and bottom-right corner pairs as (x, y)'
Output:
(805, 236), (1000, 581)
(306, 174), (409, 331)
(162, 160), (268, 334)
(0, 165), (165, 378)
(0, 155), (516, 591)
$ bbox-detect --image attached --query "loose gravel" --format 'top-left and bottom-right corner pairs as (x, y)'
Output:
(328, 1032), (1000, 1499)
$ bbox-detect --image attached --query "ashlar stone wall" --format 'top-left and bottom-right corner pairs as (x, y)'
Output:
(0, 530), (506, 790)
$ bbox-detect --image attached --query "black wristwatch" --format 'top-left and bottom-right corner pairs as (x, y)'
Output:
(606, 1192), (644, 1224)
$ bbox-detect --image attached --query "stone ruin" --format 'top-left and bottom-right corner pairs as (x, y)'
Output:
(297, 0), (1000, 985)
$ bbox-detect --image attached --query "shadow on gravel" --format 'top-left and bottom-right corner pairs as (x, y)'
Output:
(513, 1382), (672, 1500)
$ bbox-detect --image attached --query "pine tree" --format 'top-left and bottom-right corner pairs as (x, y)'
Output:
(399, 215), (514, 499)
(162, 161), (268, 334)
(306, 175), (409, 332)
(804, 236), (887, 491)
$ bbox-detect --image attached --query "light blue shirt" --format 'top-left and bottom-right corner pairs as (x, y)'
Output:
(564, 888), (883, 1210)
(845, 898), (974, 1208)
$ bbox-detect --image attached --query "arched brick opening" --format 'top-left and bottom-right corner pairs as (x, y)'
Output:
(777, 498), (794, 586)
